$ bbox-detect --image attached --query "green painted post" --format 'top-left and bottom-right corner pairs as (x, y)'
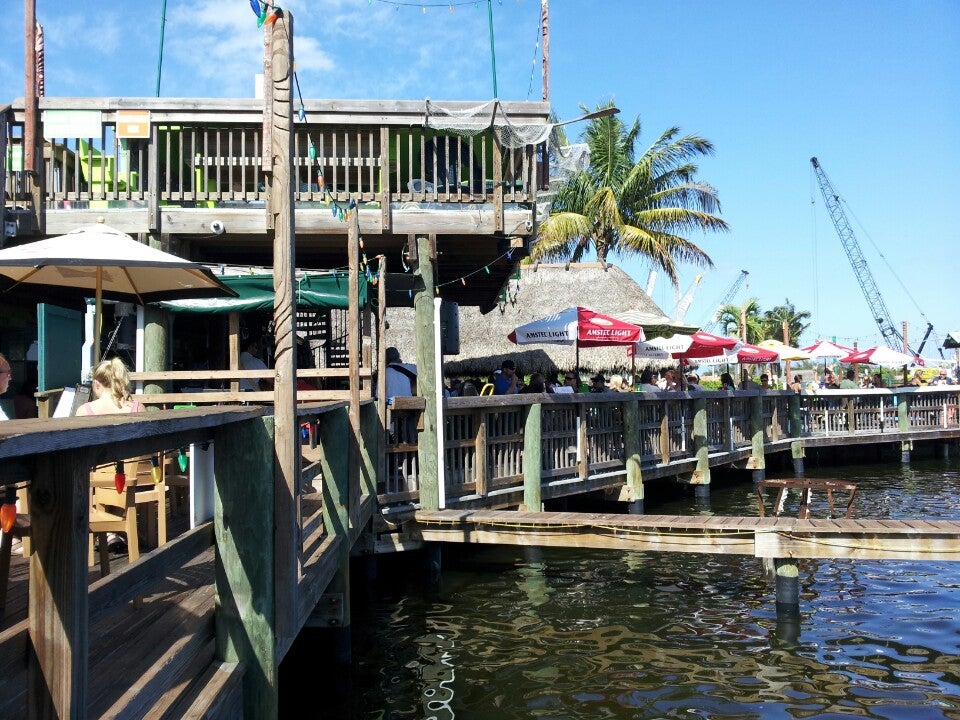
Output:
(621, 397), (644, 513)
(789, 393), (804, 476)
(359, 402), (378, 499)
(319, 406), (352, 662)
(897, 392), (911, 463)
(522, 402), (542, 511)
(414, 236), (439, 511)
(750, 392), (766, 482)
(214, 416), (278, 719)
(692, 396), (711, 490)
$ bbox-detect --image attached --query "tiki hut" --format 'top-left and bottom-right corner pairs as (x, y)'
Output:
(384, 262), (697, 377)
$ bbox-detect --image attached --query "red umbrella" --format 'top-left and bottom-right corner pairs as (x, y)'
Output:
(508, 307), (645, 347)
(733, 343), (780, 364)
(671, 331), (741, 359)
(839, 346), (922, 367)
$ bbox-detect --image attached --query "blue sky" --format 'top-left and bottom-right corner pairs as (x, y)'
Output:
(2, 0), (958, 353)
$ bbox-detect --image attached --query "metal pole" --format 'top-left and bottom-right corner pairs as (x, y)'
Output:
(155, 0), (168, 96)
(487, 0), (498, 98)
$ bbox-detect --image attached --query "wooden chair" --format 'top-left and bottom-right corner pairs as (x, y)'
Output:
(0, 484), (31, 618)
(89, 460), (142, 576)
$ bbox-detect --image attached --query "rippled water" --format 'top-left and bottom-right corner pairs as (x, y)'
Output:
(285, 457), (960, 719)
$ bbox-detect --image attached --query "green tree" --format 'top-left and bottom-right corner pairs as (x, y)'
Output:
(532, 101), (728, 286)
(761, 300), (811, 346)
(715, 298), (764, 343)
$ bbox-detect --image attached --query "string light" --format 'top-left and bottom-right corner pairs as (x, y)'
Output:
(114, 461), (126, 494)
(178, 448), (189, 474)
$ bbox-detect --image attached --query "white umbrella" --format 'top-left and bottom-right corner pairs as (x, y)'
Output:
(0, 224), (237, 363)
(839, 346), (922, 368)
(757, 339), (812, 361)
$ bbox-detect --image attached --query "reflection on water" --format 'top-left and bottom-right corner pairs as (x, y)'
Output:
(299, 458), (960, 719)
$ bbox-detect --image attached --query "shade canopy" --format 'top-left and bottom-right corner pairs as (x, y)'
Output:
(839, 346), (922, 367)
(155, 271), (367, 313)
(944, 332), (960, 349)
(666, 331), (741, 359)
(508, 306), (645, 348)
(801, 340), (854, 358)
(0, 224), (237, 363)
(694, 342), (780, 365)
(757, 339), (813, 361)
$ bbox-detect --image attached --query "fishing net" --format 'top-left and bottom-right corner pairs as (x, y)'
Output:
(424, 99), (553, 150)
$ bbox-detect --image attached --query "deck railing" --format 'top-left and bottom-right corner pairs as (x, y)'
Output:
(382, 387), (960, 507)
(2, 98), (549, 221)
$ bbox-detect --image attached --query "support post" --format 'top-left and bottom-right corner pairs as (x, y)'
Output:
(318, 407), (352, 663)
(621, 397), (644, 514)
(749, 392), (765, 482)
(414, 235), (439, 509)
(789, 393), (804, 475)
(691, 396), (711, 489)
(215, 418), (279, 719)
(774, 557), (800, 617)
(897, 392), (911, 463)
(522, 401), (542, 511)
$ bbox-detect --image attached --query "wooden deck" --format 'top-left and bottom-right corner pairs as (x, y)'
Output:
(411, 510), (960, 561)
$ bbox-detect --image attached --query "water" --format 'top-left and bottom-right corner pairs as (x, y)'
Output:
(288, 457), (960, 719)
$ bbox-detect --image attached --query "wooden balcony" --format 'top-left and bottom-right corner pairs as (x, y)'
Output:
(2, 97), (551, 308)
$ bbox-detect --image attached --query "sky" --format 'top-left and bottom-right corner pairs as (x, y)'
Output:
(2, 0), (958, 353)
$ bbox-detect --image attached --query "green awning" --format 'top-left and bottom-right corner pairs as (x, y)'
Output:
(944, 331), (960, 349)
(154, 272), (367, 313)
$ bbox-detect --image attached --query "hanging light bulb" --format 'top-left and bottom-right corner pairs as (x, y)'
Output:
(1, 486), (17, 534)
(250, 0), (263, 16)
(257, 4), (268, 27)
(308, 140), (316, 160)
(178, 448), (189, 474)
(151, 455), (162, 484)
(114, 461), (126, 494)
(265, 8), (281, 26)
(298, 106), (306, 122)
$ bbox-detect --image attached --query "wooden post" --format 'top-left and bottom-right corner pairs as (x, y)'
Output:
(577, 402), (588, 479)
(266, 9), (298, 643)
(621, 397), (644, 513)
(414, 235), (439, 509)
(774, 557), (800, 617)
(522, 402), (542, 511)
(789, 392), (804, 475)
(691, 396), (711, 487)
(318, 406), (352, 662)
(749, 392), (765, 482)
(659, 405), (670, 465)
(214, 418), (278, 719)
(347, 209), (362, 527)
(29, 448), (94, 720)
(474, 408), (488, 497)
(229, 313), (240, 395)
(144, 234), (168, 399)
(897, 391), (911, 462)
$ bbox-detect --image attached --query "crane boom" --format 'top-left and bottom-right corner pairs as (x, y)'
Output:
(810, 157), (908, 353)
(702, 270), (749, 333)
(672, 273), (702, 322)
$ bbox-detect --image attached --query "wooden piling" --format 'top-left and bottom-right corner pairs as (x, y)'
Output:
(522, 402), (542, 511)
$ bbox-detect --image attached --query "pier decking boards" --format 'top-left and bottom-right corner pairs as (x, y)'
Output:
(412, 510), (960, 561)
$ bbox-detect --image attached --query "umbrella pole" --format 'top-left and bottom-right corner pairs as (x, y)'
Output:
(94, 268), (103, 366)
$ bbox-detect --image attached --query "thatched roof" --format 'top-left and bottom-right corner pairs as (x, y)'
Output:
(384, 262), (697, 376)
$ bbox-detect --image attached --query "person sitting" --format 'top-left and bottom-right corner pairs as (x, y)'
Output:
(75, 357), (145, 415)
(871, 372), (886, 388)
(239, 336), (273, 391)
(493, 359), (520, 395)
(658, 369), (680, 391)
(930, 368), (954, 386)
(589, 373), (608, 393)
(822, 371), (840, 389)
(608, 374), (624, 392)
(563, 372), (582, 393)
(545, 371), (562, 393)
(720, 372), (736, 391)
(685, 373), (703, 391)
(759, 373), (771, 391)
(638, 369), (661, 393)
(385, 346), (417, 397)
(788, 374), (804, 393)
(839, 368), (858, 389)
(520, 372), (546, 393)
(740, 370), (761, 391)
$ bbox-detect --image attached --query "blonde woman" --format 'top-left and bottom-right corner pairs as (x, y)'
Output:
(75, 358), (145, 415)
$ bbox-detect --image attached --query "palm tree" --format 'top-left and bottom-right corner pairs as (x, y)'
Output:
(715, 298), (764, 343)
(761, 300), (812, 346)
(532, 101), (728, 286)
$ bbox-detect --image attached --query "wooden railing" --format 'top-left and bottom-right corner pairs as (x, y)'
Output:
(0, 399), (376, 718)
(382, 387), (960, 506)
(2, 98), (549, 223)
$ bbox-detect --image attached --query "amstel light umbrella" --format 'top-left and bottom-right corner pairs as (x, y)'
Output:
(508, 306), (645, 373)
(757, 339), (812, 362)
(694, 343), (779, 366)
(0, 224), (237, 363)
(839, 346), (923, 368)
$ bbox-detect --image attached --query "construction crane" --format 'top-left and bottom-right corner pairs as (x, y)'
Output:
(701, 270), (749, 333)
(671, 273), (702, 322)
(810, 157), (921, 354)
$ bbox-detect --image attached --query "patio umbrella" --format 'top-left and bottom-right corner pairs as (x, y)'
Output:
(757, 339), (812, 362)
(0, 224), (237, 364)
(508, 306), (645, 373)
(694, 343), (779, 366)
(801, 339), (854, 375)
(838, 346), (922, 368)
